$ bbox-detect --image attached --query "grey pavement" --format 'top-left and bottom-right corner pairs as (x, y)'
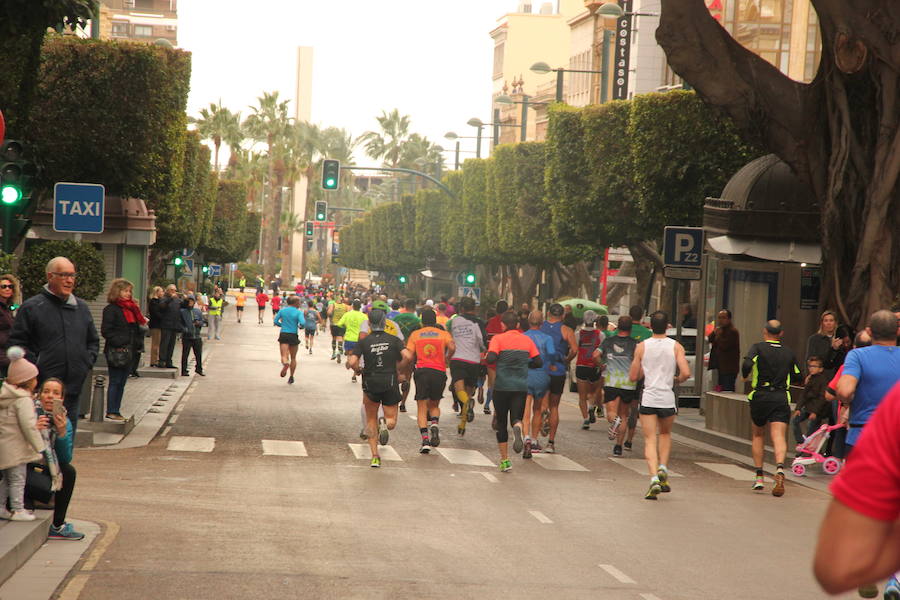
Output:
(14, 306), (865, 599)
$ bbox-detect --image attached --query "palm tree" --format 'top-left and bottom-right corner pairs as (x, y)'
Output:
(359, 109), (411, 168)
(190, 100), (241, 172)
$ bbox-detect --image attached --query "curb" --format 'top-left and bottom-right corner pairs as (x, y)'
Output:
(0, 512), (52, 588)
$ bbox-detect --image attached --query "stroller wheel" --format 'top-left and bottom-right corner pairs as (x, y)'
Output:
(792, 463), (807, 477)
(822, 457), (842, 475)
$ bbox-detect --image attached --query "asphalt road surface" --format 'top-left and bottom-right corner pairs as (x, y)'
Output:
(60, 310), (855, 600)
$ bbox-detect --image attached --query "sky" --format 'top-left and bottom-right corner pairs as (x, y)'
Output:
(179, 0), (516, 165)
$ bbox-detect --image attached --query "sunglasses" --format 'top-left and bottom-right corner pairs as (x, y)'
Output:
(0, 284), (14, 290)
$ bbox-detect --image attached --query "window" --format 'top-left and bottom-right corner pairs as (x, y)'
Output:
(134, 24), (153, 37)
(728, 0), (793, 77)
(111, 22), (129, 37)
(134, 0), (155, 9)
(493, 42), (505, 79)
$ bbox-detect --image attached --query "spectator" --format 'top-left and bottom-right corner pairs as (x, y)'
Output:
(824, 330), (871, 461)
(680, 303), (697, 329)
(156, 285), (182, 369)
(207, 289), (224, 341)
(8, 257), (99, 432)
(30, 377), (84, 540)
(0, 273), (23, 377)
(708, 309), (741, 392)
(101, 279), (146, 421)
(791, 355), (829, 444)
(180, 297), (204, 377)
(806, 310), (842, 375)
(147, 286), (164, 369)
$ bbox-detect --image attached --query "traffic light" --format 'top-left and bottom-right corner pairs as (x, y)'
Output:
(305, 220), (314, 237)
(315, 201), (327, 222)
(173, 256), (184, 267)
(0, 140), (37, 253)
(464, 271), (477, 285)
(398, 274), (408, 285)
(321, 159), (340, 190)
(201, 264), (209, 275)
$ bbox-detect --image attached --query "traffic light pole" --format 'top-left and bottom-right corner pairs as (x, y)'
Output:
(340, 166), (458, 202)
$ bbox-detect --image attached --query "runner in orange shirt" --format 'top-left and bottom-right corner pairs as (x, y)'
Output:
(406, 308), (455, 453)
(234, 291), (246, 323)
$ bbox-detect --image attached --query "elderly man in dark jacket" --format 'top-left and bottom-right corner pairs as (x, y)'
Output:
(8, 256), (99, 432)
(157, 284), (183, 369)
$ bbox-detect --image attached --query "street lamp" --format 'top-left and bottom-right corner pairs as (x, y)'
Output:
(596, 3), (660, 101)
(530, 60), (605, 103)
(467, 118), (485, 158)
(496, 94), (550, 142)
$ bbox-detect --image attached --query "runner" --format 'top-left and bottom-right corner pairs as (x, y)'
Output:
(629, 311), (691, 500)
(338, 299), (368, 383)
(741, 320), (802, 497)
(523, 310), (557, 458)
(356, 302), (405, 441)
(273, 296), (305, 384)
(328, 295), (349, 363)
(271, 292), (282, 325)
(539, 303), (577, 454)
(393, 298), (422, 413)
(622, 305), (653, 451)
(303, 300), (320, 354)
(406, 309), (455, 453)
(347, 309), (412, 468)
(447, 296), (486, 436)
(255, 288), (269, 325)
(484, 300), (509, 415)
(574, 310), (603, 430)
(599, 316), (639, 456)
(486, 311), (542, 472)
(234, 290), (245, 323)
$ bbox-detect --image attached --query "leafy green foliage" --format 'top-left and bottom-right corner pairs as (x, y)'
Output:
(201, 180), (257, 264)
(163, 130), (215, 251)
(440, 171), (466, 261)
(18, 240), (105, 300)
(414, 189), (444, 259)
(462, 159), (490, 263)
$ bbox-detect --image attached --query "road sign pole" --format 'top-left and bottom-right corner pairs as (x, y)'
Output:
(601, 248), (610, 305)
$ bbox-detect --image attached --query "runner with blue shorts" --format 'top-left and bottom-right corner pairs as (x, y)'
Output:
(524, 310), (557, 458)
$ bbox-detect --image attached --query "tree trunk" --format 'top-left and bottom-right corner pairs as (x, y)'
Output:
(283, 232), (293, 286)
(657, 0), (900, 328)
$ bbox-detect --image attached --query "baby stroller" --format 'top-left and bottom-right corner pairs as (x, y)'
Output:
(791, 421), (846, 476)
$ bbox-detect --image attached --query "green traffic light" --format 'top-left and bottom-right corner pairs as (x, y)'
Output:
(202, 265), (209, 274)
(465, 273), (476, 285)
(398, 275), (408, 284)
(325, 178), (336, 188)
(1, 184), (21, 205)
(173, 256), (183, 267)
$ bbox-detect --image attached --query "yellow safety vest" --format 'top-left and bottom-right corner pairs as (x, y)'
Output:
(209, 297), (223, 316)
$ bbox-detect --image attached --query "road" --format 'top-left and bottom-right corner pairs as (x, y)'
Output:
(59, 309), (853, 600)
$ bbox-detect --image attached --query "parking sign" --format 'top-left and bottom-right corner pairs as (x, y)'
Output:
(663, 226), (704, 268)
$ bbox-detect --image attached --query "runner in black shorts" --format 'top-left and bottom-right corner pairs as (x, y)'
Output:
(406, 309), (455, 452)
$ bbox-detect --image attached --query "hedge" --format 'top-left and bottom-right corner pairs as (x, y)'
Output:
(18, 239), (105, 300)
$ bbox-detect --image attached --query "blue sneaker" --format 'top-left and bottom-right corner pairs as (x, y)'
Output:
(884, 574), (900, 599)
(49, 522), (85, 541)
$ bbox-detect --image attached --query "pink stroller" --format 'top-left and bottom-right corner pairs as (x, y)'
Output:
(791, 421), (846, 476)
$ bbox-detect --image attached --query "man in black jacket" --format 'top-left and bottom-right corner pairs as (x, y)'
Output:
(8, 256), (100, 432)
(157, 284), (182, 369)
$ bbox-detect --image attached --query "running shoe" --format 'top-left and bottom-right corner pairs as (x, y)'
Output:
(10, 510), (35, 521)
(467, 400), (475, 423)
(624, 441), (633, 452)
(540, 410), (551, 437)
(429, 423), (440, 448)
(523, 438), (533, 459)
(483, 408), (491, 415)
(288, 376), (294, 384)
(351, 375), (357, 383)
(582, 418), (590, 430)
(280, 364), (289, 378)
(658, 467), (671, 493)
(772, 472), (785, 497)
(589, 406), (597, 423)
(883, 575), (900, 600)
(545, 440), (555, 454)
(531, 440), (542, 453)
(309, 348), (312, 355)
(607, 416), (621, 440)
(613, 444), (623, 457)
(378, 417), (389, 446)
(458, 424), (466, 436)
(645, 480), (662, 500)
(48, 522), (85, 540)
(336, 354), (341, 364)
(370, 456), (381, 468)
(752, 476), (765, 491)
(513, 424), (524, 454)
(452, 400), (460, 413)
(399, 403), (407, 413)
(499, 459), (512, 473)
(858, 584), (879, 598)
(419, 439), (431, 454)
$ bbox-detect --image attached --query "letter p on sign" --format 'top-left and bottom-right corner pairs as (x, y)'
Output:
(663, 226), (703, 268)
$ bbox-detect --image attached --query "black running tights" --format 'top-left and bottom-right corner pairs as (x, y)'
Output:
(493, 390), (526, 443)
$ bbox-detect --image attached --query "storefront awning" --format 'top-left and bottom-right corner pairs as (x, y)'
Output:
(708, 235), (821, 264)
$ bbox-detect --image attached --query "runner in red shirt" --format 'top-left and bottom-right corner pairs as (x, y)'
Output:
(271, 293), (282, 323)
(255, 290), (268, 325)
(484, 300), (508, 416)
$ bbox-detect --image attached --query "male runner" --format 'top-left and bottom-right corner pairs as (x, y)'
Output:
(234, 290), (245, 323)
(742, 320), (802, 497)
(600, 316), (639, 456)
(486, 311), (542, 472)
(406, 309), (455, 453)
(622, 305), (653, 451)
(347, 309), (412, 468)
(328, 295), (349, 363)
(303, 300), (320, 354)
(629, 311), (691, 500)
(255, 288), (268, 324)
(447, 296), (486, 436)
(484, 300), (509, 415)
(574, 310), (604, 430)
(523, 310), (557, 458)
(539, 303), (577, 453)
(338, 299), (368, 383)
(393, 298), (422, 412)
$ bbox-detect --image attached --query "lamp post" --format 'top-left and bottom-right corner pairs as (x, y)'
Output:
(597, 3), (660, 101)
(530, 61), (606, 103)
(466, 118), (485, 158)
(495, 94), (550, 142)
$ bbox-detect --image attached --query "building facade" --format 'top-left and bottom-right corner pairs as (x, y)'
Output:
(100, 0), (178, 45)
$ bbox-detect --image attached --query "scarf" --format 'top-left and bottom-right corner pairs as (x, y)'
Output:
(116, 298), (147, 325)
(32, 398), (62, 492)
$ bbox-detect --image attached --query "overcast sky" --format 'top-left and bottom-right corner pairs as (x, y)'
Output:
(179, 0), (515, 164)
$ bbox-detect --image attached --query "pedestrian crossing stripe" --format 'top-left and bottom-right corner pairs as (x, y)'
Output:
(348, 443), (403, 461)
(609, 457), (684, 477)
(262, 440), (308, 457)
(695, 462), (762, 481)
(531, 453), (589, 472)
(167, 436), (215, 452)
(434, 447), (495, 467)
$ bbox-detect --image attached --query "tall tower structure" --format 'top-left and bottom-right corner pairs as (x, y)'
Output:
(293, 47), (314, 283)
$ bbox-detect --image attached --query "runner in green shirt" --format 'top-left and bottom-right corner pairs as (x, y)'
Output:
(338, 299), (369, 383)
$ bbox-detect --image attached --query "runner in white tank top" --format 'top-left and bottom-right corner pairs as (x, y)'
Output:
(629, 311), (691, 501)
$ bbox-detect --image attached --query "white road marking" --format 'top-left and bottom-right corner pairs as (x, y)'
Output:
(640, 594), (663, 600)
(407, 414), (417, 421)
(347, 443), (403, 461)
(168, 414), (179, 424)
(161, 426), (172, 437)
(598, 564), (636, 584)
(167, 436), (215, 452)
(435, 447), (495, 467)
(529, 510), (553, 524)
(532, 453), (589, 471)
(609, 458), (683, 477)
(479, 472), (499, 483)
(695, 462), (761, 481)
(262, 440), (308, 457)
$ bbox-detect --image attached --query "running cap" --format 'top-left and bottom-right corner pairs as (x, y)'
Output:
(548, 303), (564, 317)
(425, 299), (435, 307)
(583, 310), (597, 326)
(764, 320), (783, 335)
(368, 309), (386, 331)
(372, 300), (389, 310)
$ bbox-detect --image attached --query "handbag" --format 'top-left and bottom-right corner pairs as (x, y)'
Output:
(25, 462), (53, 504)
(106, 346), (133, 368)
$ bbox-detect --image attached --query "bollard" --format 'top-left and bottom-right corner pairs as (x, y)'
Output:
(90, 375), (106, 423)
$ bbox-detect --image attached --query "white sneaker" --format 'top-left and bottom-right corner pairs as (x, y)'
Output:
(0, 508), (12, 520)
(10, 510), (35, 521)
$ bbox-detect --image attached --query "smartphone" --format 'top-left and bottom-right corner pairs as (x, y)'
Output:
(52, 397), (66, 418)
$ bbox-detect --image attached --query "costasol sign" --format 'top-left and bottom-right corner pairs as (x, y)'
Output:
(53, 182), (105, 234)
